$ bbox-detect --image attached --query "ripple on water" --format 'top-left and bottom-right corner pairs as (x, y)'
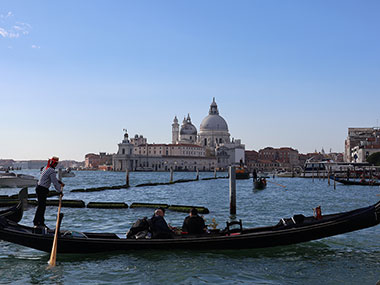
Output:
(1, 172), (380, 284)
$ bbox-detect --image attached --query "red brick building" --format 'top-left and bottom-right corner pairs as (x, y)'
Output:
(85, 152), (113, 169)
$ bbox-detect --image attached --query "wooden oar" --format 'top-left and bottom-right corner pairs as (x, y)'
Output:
(267, 180), (286, 188)
(48, 187), (63, 267)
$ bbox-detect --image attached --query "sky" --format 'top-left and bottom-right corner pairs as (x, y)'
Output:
(1, 1), (380, 161)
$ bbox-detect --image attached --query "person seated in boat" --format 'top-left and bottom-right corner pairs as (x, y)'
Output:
(360, 174), (366, 183)
(33, 156), (64, 229)
(149, 208), (174, 239)
(182, 208), (207, 235)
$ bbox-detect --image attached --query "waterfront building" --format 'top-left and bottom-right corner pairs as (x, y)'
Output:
(344, 127), (380, 162)
(112, 131), (217, 171)
(85, 152), (113, 169)
(171, 98), (245, 168)
(113, 98), (243, 171)
(351, 144), (380, 163)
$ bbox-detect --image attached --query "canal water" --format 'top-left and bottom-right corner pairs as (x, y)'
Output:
(1, 170), (380, 284)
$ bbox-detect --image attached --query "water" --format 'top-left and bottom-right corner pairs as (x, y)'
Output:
(1, 170), (380, 284)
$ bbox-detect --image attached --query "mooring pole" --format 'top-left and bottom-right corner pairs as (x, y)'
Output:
(214, 168), (217, 178)
(229, 166), (236, 215)
(328, 167), (331, 186)
(312, 167), (314, 182)
(334, 172), (336, 190)
(196, 168), (199, 180)
(317, 167), (320, 180)
(126, 168), (130, 187)
(170, 167), (174, 183)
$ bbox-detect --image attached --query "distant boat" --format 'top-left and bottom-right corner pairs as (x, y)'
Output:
(331, 176), (380, 186)
(277, 171), (299, 178)
(60, 168), (75, 178)
(0, 172), (37, 188)
(235, 165), (250, 179)
(254, 178), (267, 190)
(301, 159), (374, 179)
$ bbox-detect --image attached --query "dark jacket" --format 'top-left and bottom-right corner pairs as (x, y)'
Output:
(182, 215), (206, 234)
(150, 215), (173, 239)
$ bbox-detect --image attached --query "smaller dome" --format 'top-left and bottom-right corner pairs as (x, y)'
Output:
(180, 114), (197, 135)
(180, 123), (197, 135)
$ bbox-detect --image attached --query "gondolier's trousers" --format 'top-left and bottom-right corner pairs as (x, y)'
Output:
(33, 185), (49, 226)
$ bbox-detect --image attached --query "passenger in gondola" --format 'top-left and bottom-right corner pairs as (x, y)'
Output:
(33, 156), (64, 229)
(149, 208), (174, 239)
(182, 208), (207, 235)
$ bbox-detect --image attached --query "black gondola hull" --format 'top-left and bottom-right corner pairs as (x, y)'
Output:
(0, 202), (379, 254)
(334, 177), (380, 186)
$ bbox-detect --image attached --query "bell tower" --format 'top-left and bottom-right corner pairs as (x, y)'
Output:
(172, 116), (179, 144)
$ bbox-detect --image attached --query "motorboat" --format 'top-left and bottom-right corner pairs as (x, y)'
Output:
(0, 172), (37, 188)
(235, 165), (250, 179)
(60, 168), (75, 178)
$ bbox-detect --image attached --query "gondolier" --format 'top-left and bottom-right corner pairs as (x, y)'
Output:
(33, 156), (64, 228)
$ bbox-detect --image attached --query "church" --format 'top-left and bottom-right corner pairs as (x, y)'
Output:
(112, 98), (245, 171)
(172, 98), (245, 166)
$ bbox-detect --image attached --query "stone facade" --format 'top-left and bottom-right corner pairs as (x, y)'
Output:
(344, 128), (379, 162)
(112, 132), (217, 171)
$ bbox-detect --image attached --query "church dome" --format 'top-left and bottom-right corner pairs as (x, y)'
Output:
(199, 98), (228, 132)
(200, 115), (228, 132)
(180, 114), (197, 135)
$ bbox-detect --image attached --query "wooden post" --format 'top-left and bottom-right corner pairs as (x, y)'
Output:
(328, 167), (330, 186)
(229, 166), (236, 215)
(214, 168), (217, 178)
(312, 166), (314, 182)
(334, 172), (336, 190)
(125, 168), (130, 187)
(196, 168), (199, 180)
(317, 167), (319, 180)
(170, 167), (174, 183)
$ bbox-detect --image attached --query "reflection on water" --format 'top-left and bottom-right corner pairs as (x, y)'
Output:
(1, 171), (380, 284)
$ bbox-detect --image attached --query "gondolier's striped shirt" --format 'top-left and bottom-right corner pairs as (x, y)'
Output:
(38, 167), (62, 192)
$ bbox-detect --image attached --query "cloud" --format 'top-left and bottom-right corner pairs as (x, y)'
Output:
(0, 12), (13, 19)
(31, 44), (40, 49)
(0, 13), (31, 39)
(0, 27), (8, 37)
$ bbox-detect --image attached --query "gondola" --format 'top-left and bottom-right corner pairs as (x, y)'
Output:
(331, 176), (380, 186)
(254, 178), (267, 190)
(1, 200), (380, 254)
(0, 188), (27, 223)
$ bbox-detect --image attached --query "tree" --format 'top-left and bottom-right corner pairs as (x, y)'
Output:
(366, 152), (380, 166)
